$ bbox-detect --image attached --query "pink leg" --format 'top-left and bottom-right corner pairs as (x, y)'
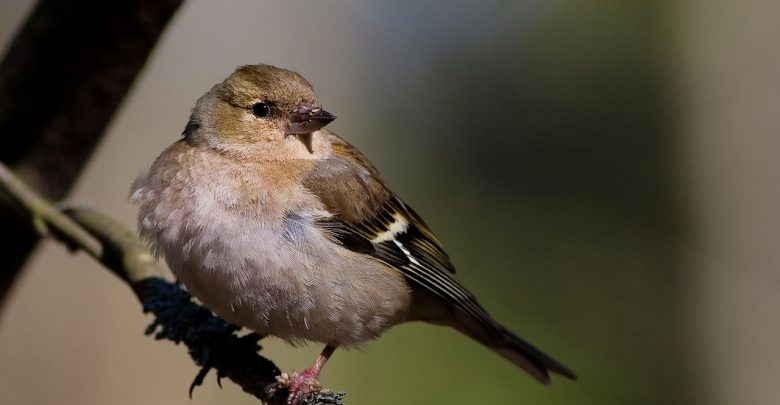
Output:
(308, 344), (336, 377)
(277, 344), (337, 405)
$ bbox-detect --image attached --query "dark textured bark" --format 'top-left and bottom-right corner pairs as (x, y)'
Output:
(0, 0), (185, 309)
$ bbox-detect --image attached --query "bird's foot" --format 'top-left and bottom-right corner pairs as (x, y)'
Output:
(266, 369), (327, 405)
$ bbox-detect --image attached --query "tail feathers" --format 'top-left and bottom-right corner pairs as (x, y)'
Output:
(420, 287), (576, 384)
(493, 323), (577, 384)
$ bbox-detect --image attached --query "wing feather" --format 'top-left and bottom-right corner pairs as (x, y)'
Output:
(302, 132), (576, 382)
(303, 133), (496, 330)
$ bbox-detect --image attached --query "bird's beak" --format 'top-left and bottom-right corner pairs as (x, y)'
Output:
(286, 102), (336, 135)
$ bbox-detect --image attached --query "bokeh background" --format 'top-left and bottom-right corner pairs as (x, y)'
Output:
(1, 1), (778, 404)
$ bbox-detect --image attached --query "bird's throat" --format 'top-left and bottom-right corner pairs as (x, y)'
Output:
(295, 132), (314, 154)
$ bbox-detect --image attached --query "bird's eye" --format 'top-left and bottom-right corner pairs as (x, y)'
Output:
(250, 102), (271, 118)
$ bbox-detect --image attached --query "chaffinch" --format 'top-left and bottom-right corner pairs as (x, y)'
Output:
(131, 64), (575, 404)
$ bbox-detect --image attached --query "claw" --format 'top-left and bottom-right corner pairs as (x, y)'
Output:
(267, 370), (324, 405)
(265, 344), (338, 404)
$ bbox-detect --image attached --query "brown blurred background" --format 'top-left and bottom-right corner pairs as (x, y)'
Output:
(1, 1), (778, 404)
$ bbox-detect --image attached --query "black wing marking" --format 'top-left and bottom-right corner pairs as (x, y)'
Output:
(320, 196), (496, 330)
(316, 218), (376, 255)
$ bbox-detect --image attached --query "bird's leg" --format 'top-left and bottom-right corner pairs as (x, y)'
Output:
(270, 344), (337, 405)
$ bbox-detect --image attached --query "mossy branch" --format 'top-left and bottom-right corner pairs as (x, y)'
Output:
(0, 161), (345, 405)
(0, 0), (185, 310)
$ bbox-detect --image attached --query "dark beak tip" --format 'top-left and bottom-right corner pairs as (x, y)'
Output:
(322, 111), (337, 123)
(286, 107), (336, 134)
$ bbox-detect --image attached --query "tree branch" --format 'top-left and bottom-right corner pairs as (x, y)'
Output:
(0, 162), (345, 405)
(0, 0), (185, 310)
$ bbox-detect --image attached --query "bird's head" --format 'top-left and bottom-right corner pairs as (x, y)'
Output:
(185, 64), (336, 159)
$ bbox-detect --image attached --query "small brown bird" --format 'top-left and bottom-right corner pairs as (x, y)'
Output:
(131, 64), (575, 403)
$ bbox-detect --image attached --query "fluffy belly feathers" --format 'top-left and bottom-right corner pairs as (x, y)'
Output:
(131, 156), (411, 346)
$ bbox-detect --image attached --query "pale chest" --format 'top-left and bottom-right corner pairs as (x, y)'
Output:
(130, 152), (411, 346)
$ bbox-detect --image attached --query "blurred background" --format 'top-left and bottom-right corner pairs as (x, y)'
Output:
(1, 1), (778, 404)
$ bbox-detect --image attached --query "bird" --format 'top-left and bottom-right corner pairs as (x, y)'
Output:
(130, 63), (575, 404)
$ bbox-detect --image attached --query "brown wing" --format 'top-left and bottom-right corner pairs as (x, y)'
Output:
(304, 133), (577, 383)
(302, 133), (495, 331)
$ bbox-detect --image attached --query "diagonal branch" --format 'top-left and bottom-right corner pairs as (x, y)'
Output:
(0, 0), (185, 310)
(0, 162), (345, 405)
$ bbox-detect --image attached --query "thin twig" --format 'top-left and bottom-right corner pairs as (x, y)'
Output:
(0, 0), (185, 310)
(0, 164), (101, 259)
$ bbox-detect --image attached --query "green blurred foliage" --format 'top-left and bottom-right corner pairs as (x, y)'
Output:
(327, 1), (690, 404)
